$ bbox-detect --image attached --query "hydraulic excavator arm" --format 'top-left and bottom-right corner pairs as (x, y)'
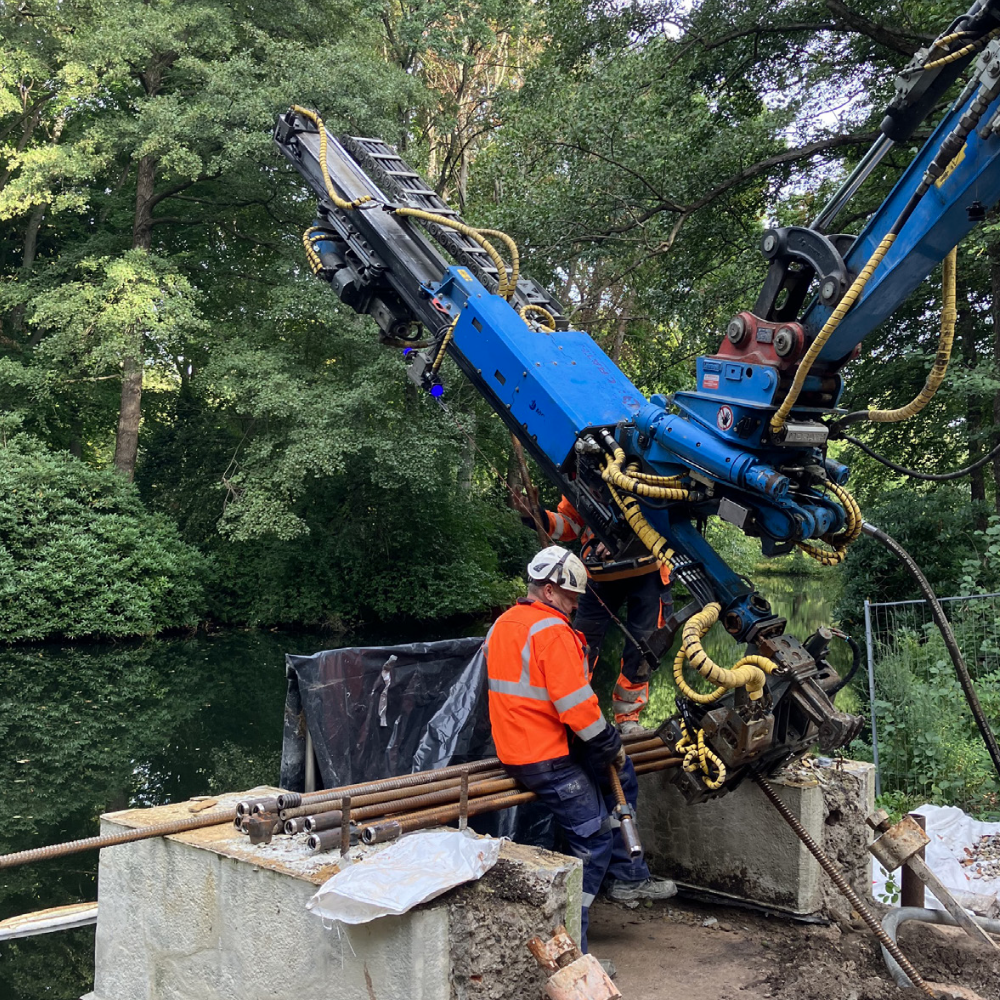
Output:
(272, 0), (1000, 800)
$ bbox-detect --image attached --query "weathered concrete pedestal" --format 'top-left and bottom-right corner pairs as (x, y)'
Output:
(83, 788), (582, 1000)
(637, 758), (876, 918)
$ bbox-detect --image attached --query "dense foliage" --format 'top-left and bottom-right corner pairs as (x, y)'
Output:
(2, 0), (999, 642)
(0, 428), (207, 639)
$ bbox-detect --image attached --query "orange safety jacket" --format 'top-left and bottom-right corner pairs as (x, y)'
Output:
(485, 599), (608, 765)
(545, 496), (671, 585)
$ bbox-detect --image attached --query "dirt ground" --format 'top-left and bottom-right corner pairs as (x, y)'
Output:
(587, 894), (1000, 1000)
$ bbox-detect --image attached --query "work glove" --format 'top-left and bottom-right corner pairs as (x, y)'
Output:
(612, 744), (627, 771)
(582, 723), (624, 770)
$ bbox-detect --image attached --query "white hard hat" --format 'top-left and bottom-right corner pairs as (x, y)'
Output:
(527, 545), (588, 594)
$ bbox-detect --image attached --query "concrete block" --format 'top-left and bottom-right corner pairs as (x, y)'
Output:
(83, 788), (581, 1000)
(636, 759), (875, 916)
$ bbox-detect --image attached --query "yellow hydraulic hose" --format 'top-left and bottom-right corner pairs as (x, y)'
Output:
(393, 207), (511, 297)
(864, 247), (957, 423)
(607, 484), (677, 573)
(796, 480), (862, 566)
(475, 227), (520, 300)
(302, 227), (323, 274)
(431, 313), (460, 372)
(602, 446), (690, 500)
(290, 106), (374, 212)
(680, 603), (779, 702)
(771, 234), (896, 434)
(675, 720), (726, 790)
(672, 648), (728, 704)
(519, 304), (556, 331)
(923, 28), (1000, 70)
(622, 468), (687, 486)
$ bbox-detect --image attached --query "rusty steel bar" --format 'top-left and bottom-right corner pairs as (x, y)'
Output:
(362, 789), (538, 844)
(278, 768), (508, 821)
(608, 765), (643, 859)
(621, 737), (670, 755)
(632, 758), (682, 775)
(276, 758), (505, 811)
(753, 774), (934, 998)
(278, 768), (508, 820)
(344, 755), (683, 847)
(284, 732), (654, 812)
(627, 747), (680, 765)
(0, 809), (236, 870)
(459, 770), (469, 832)
(295, 751), (682, 843)
(341, 796), (352, 859)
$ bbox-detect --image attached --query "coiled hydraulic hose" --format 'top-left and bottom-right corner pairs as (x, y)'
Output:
(518, 304), (556, 331)
(606, 483), (677, 573)
(290, 106), (520, 301)
(922, 26), (1000, 69)
(676, 720), (726, 790)
(475, 227), (520, 299)
(679, 603), (779, 702)
(836, 247), (957, 428)
(602, 445), (690, 500)
(796, 480), (862, 566)
(862, 521), (1000, 782)
(431, 313), (460, 372)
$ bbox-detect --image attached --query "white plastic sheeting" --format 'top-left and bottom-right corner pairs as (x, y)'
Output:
(873, 803), (1000, 909)
(306, 830), (502, 924)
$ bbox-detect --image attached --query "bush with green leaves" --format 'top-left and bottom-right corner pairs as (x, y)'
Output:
(849, 620), (1000, 818)
(0, 429), (209, 640)
(836, 484), (980, 629)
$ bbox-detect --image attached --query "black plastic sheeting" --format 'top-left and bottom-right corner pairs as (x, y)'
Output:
(280, 637), (553, 842)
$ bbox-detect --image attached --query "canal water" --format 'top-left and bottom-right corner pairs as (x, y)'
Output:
(0, 571), (845, 999)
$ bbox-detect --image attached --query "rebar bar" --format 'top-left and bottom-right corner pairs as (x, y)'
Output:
(753, 774), (934, 998)
(0, 809), (236, 870)
(278, 769), (508, 821)
(277, 758), (505, 812)
(608, 765), (643, 859)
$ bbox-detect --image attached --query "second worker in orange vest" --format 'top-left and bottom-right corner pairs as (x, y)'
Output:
(514, 494), (673, 733)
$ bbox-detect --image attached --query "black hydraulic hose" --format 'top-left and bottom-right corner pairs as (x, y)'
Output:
(839, 431), (1000, 481)
(861, 521), (1000, 781)
(827, 628), (861, 697)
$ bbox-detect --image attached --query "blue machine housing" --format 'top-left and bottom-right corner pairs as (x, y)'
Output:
(432, 267), (647, 469)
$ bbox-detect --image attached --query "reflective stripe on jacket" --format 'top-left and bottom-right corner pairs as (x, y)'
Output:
(485, 599), (607, 765)
(545, 497), (668, 583)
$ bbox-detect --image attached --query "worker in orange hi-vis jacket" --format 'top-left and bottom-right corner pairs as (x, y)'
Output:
(512, 494), (672, 735)
(485, 545), (676, 957)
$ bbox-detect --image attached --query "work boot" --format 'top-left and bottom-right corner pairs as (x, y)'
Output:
(606, 876), (678, 903)
(617, 719), (649, 737)
(597, 958), (617, 979)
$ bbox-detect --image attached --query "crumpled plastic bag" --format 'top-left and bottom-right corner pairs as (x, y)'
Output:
(306, 830), (502, 924)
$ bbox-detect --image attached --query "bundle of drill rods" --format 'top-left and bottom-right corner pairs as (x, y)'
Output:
(235, 733), (681, 855)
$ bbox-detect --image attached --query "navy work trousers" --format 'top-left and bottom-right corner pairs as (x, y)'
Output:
(504, 754), (649, 952)
(574, 571), (671, 684)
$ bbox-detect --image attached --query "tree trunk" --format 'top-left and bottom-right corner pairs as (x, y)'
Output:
(114, 152), (157, 481)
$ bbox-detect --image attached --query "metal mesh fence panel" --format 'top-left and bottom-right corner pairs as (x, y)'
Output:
(863, 593), (1000, 813)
